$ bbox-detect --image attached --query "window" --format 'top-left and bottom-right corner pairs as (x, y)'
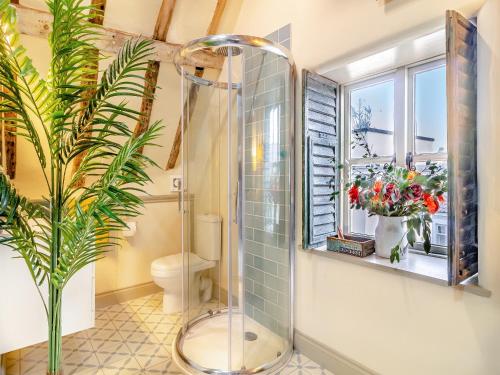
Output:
(342, 58), (448, 255)
(303, 10), (478, 286)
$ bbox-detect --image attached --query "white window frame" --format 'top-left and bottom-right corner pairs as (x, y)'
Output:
(340, 56), (447, 255)
(407, 58), (448, 165)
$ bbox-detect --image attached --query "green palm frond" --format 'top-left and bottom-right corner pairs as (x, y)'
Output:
(61, 38), (155, 163)
(0, 174), (50, 291)
(0, 0), (163, 371)
(55, 122), (162, 288)
(0, 1), (51, 173)
(47, 0), (102, 153)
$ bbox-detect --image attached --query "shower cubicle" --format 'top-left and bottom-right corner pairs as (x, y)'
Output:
(173, 34), (295, 374)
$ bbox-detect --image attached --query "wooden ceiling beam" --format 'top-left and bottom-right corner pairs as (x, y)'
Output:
(133, 0), (177, 150)
(89, 0), (106, 25)
(165, 0), (227, 170)
(1, 1), (19, 178)
(1, 85), (17, 179)
(206, 0), (227, 35)
(72, 0), (107, 188)
(154, 0), (176, 41)
(12, 3), (222, 69)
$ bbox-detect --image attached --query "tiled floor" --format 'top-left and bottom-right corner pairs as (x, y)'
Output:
(4, 293), (332, 375)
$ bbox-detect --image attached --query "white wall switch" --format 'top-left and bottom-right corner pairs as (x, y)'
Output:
(170, 175), (182, 192)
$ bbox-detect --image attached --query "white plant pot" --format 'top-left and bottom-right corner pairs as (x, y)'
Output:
(374, 215), (408, 259)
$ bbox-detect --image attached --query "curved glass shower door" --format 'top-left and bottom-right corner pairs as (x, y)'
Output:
(174, 35), (295, 374)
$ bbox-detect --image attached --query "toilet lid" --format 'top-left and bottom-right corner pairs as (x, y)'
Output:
(151, 253), (208, 277)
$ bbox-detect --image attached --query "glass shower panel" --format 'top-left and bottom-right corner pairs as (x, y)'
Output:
(242, 48), (292, 370)
(181, 77), (224, 327)
(180, 72), (190, 332)
(174, 35), (294, 375)
(226, 49), (243, 372)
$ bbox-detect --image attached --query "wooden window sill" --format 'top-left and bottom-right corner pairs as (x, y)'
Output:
(301, 246), (491, 298)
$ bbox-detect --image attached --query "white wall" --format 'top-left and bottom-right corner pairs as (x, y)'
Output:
(12, 0), (243, 295)
(231, 0), (500, 374)
(13, 34), (184, 294)
(95, 200), (182, 294)
(92, 56), (183, 294)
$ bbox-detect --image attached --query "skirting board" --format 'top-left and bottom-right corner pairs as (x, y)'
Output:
(294, 330), (379, 375)
(95, 282), (162, 308)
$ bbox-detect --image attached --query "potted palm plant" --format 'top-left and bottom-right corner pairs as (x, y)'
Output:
(0, 0), (162, 373)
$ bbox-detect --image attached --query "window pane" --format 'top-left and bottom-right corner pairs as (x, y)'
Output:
(350, 80), (394, 158)
(348, 165), (380, 236)
(414, 64), (447, 154)
(415, 162), (448, 247)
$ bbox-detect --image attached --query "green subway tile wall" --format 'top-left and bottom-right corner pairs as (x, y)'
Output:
(243, 25), (292, 338)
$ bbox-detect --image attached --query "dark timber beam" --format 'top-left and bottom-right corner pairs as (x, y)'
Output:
(72, 0), (107, 188)
(1, 85), (17, 179)
(12, 3), (222, 69)
(133, 0), (177, 151)
(165, 0), (227, 170)
(1, 0), (18, 179)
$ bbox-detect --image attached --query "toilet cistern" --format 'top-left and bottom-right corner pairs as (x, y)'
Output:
(151, 214), (221, 314)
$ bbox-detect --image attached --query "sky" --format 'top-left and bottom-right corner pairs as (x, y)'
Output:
(349, 64), (447, 155)
(414, 64), (447, 153)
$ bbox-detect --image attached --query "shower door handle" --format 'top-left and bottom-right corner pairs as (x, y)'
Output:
(234, 181), (239, 224)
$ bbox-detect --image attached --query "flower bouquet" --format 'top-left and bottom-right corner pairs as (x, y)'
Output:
(341, 162), (448, 262)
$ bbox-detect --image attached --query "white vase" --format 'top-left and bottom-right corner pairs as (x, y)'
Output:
(374, 216), (408, 259)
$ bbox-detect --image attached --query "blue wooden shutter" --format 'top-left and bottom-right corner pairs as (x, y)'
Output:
(303, 70), (339, 248)
(446, 10), (478, 285)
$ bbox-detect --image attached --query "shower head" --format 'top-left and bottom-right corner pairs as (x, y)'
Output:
(174, 34), (294, 88)
(214, 46), (243, 57)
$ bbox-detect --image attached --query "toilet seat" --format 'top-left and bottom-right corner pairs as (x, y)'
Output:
(151, 253), (215, 278)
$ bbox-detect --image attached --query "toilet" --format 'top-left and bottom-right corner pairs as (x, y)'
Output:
(151, 214), (221, 314)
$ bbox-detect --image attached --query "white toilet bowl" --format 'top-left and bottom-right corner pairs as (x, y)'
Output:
(151, 253), (216, 314)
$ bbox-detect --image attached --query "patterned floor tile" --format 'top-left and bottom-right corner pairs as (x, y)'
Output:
(130, 343), (171, 369)
(19, 345), (46, 362)
(100, 356), (143, 374)
(64, 362), (102, 375)
(19, 360), (47, 375)
(4, 358), (20, 375)
(63, 348), (99, 367)
(5, 292), (331, 374)
(63, 335), (94, 353)
(142, 359), (182, 374)
(278, 352), (333, 375)
(93, 340), (133, 367)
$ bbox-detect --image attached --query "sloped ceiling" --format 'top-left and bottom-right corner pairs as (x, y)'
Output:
(12, 0), (244, 198)
(18, 0), (242, 44)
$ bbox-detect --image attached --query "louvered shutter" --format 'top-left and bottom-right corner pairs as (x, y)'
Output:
(302, 70), (339, 248)
(446, 10), (478, 285)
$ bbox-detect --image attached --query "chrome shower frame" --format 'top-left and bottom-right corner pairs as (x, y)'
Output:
(173, 34), (296, 375)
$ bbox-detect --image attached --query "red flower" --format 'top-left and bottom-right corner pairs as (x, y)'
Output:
(383, 183), (401, 202)
(348, 184), (359, 204)
(404, 184), (423, 200)
(437, 194), (445, 203)
(423, 193), (439, 214)
(373, 180), (383, 194)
